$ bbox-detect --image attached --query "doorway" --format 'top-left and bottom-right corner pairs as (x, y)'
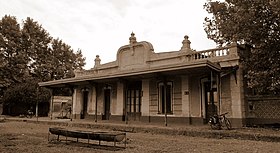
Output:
(81, 90), (88, 119)
(103, 88), (111, 120)
(126, 81), (142, 121)
(201, 77), (218, 124)
(201, 72), (220, 124)
(158, 82), (173, 114)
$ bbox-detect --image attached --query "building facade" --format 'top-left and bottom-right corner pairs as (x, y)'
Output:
(39, 33), (247, 127)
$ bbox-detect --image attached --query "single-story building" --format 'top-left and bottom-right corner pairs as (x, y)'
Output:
(39, 33), (247, 127)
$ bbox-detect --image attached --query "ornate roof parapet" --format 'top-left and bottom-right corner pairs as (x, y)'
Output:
(116, 33), (154, 70)
(74, 68), (83, 77)
(94, 55), (101, 68)
(180, 35), (195, 54)
(129, 32), (137, 45)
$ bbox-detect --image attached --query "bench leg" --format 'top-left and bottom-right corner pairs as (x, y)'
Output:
(125, 133), (126, 148)
(48, 132), (50, 142)
(87, 134), (90, 147)
(114, 137), (116, 148)
(57, 135), (60, 141)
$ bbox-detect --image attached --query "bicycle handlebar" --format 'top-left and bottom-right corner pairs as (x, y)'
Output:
(219, 112), (229, 116)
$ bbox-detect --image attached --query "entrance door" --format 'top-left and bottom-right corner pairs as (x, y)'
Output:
(81, 91), (88, 119)
(103, 88), (111, 120)
(159, 82), (173, 114)
(126, 81), (142, 121)
(204, 82), (218, 123)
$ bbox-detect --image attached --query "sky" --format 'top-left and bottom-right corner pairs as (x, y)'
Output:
(0, 0), (217, 69)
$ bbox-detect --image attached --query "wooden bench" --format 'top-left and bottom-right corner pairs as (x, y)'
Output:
(48, 127), (126, 148)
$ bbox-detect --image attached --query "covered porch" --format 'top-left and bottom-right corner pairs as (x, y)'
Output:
(39, 60), (221, 126)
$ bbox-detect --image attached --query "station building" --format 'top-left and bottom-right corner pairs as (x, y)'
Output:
(39, 33), (247, 127)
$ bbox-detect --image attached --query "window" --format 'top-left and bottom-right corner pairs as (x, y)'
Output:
(158, 82), (173, 114)
(126, 89), (141, 113)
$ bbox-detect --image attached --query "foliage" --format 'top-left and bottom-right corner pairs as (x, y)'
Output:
(2, 78), (51, 115)
(0, 15), (86, 114)
(21, 17), (86, 82)
(204, 0), (280, 94)
(0, 15), (86, 85)
(0, 15), (27, 86)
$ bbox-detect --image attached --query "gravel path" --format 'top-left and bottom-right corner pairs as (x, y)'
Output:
(0, 121), (279, 153)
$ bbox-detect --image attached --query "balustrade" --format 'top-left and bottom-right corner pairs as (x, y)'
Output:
(188, 47), (230, 60)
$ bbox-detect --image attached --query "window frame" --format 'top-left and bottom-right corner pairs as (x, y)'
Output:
(157, 81), (173, 114)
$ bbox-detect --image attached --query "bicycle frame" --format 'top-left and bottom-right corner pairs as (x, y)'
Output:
(209, 112), (231, 130)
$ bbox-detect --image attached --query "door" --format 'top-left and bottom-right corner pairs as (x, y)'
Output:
(159, 82), (173, 114)
(81, 91), (88, 119)
(103, 88), (111, 120)
(126, 81), (142, 121)
(204, 82), (218, 123)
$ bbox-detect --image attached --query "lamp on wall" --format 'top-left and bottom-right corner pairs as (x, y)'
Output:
(104, 84), (112, 90)
(81, 87), (89, 92)
(211, 81), (217, 91)
(210, 71), (218, 91)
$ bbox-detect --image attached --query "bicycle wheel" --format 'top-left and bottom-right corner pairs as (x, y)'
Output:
(224, 118), (231, 130)
(210, 124), (221, 130)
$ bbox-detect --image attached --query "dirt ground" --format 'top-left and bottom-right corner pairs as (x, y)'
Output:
(0, 121), (279, 153)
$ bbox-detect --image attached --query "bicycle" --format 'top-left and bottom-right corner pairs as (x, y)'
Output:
(208, 112), (231, 130)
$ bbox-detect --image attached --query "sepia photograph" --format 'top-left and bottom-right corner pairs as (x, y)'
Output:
(0, 0), (279, 152)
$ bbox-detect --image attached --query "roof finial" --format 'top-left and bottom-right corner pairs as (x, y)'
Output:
(181, 35), (191, 49)
(129, 32), (137, 44)
(94, 55), (101, 68)
(180, 35), (195, 54)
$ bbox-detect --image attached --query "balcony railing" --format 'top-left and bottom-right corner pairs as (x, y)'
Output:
(189, 47), (230, 60)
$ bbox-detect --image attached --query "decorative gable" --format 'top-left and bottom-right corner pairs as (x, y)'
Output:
(116, 33), (154, 70)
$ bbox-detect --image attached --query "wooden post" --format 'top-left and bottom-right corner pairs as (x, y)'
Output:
(36, 86), (39, 122)
(218, 73), (221, 115)
(50, 89), (54, 120)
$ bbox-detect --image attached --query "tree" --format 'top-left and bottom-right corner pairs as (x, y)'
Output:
(0, 15), (86, 84)
(204, 0), (280, 94)
(2, 78), (51, 116)
(21, 17), (53, 81)
(0, 15), (28, 86)
(21, 18), (86, 82)
(35, 38), (85, 81)
(0, 15), (86, 115)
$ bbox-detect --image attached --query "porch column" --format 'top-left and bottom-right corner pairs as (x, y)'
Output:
(70, 87), (74, 121)
(72, 88), (82, 119)
(141, 79), (150, 116)
(230, 65), (245, 127)
(181, 75), (190, 118)
(72, 88), (77, 118)
(116, 81), (124, 115)
(49, 89), (53, 119)
(87, 86), (96, 116)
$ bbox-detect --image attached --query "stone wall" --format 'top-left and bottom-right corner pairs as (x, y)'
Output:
(246, 96), (280, 125)
(220, 75), (232, 115)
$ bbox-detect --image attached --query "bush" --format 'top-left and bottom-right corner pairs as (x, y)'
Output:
(2, 81), (51, 116)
